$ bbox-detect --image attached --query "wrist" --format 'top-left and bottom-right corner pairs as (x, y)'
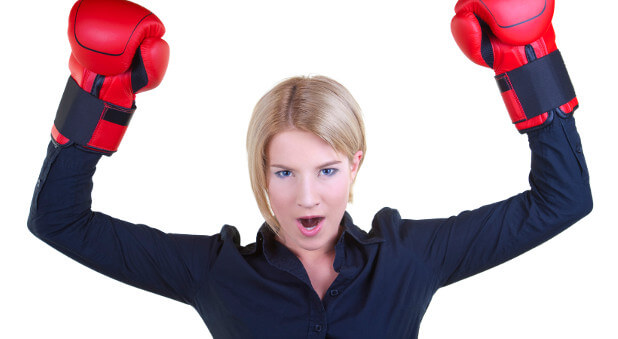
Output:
(52, 76), (136, 155)
(495, 50), (578, 133)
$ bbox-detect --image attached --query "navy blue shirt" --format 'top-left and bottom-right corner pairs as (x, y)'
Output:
(28, 115), (592, 338)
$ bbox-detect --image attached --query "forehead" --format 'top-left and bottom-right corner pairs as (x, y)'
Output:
(267, 129), (344, 166)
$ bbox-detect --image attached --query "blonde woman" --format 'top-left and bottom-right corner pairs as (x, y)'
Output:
(29, 0), (591, 337)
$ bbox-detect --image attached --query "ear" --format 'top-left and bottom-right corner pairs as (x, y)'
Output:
(349, 150), (363, 181)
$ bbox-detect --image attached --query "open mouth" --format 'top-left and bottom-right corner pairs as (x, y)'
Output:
(298, 216), (325, 231)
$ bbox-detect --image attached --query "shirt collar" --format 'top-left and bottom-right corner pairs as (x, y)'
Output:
(340, 211), (385, 245)
(255, 211), (384, 278)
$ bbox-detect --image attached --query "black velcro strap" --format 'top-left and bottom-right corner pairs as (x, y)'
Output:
(102, 105), (134, 126)
(496, 50), (576, 119)
(496, 75), (511, 93)
(54, 77), (135, 146)
(54, 77), (105, 146)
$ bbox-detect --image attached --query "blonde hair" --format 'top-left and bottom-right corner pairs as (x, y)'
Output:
(246, 75), (366, 233)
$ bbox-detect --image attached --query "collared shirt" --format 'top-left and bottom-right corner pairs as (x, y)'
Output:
(28, 115), (592, 338)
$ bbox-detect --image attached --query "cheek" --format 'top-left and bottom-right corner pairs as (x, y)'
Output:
(324, 177), (351, 205)
(267, 181), (291, 214)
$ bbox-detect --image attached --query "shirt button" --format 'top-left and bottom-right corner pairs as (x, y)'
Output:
(329, 289), (339, 297)
(314, 324), (322, 332)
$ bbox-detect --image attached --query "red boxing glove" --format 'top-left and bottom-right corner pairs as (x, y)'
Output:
(451, 0), (578, 133)
(52, 0), (169, 154)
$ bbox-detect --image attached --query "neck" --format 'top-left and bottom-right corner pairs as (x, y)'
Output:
(297, 246), (336, 266)
(276, 226), (343, 264)
(275, 234), (337, 263)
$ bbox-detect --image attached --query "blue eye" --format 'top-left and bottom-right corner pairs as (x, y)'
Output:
(275, 170), (292, 178)
(320, 168), (338, 176)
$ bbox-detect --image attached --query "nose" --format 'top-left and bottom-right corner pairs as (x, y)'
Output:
(296, 177), (320, 208)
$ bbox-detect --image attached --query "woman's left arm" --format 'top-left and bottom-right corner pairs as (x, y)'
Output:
(413, 113), (593, 286)
(395, 0), (592, 286)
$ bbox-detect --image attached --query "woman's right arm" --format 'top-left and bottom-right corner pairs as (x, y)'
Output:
(27, 0), (220, 305)
(28, 142), (220, 304)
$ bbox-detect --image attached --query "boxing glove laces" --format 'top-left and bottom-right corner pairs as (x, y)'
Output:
(451, 0), (578, 133)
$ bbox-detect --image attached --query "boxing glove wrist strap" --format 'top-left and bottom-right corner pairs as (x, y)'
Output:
(495, 50), (577, 132)
(52, 77), (135, 155)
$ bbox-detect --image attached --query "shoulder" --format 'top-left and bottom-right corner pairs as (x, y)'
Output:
(166, 224), (259, 270)
(372, 207), (403, 226)
(368, 207), (452, 247)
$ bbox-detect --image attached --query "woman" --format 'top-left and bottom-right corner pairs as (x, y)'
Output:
(29, 0), (592, 337)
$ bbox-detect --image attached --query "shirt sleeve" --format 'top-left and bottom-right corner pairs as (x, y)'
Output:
(27, 142), (221, 305)
(396, 114), (593, 287)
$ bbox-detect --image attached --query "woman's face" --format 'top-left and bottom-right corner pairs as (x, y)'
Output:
(267, 129), (362, 257)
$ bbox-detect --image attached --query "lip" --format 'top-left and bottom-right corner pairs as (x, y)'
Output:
(296, 216), (325, 237)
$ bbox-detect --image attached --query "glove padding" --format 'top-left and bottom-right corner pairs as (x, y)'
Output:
(52, 0), (169, 154)
(451, 0), (578, 133)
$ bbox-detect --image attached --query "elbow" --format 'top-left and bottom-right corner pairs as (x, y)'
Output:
(27, 202), (59, 241)
(572, 187), (593, 222)
(530, 181), (593, 229)
(569, 175), (594, 222)
(28, 200), (94, 242)
(557, 183), (593, 226)
(27, 208), (47, 240)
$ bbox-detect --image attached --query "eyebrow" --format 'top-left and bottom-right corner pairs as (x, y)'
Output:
(269, 160), (342, 169)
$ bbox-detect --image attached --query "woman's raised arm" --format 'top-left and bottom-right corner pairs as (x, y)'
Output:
(387, 0), (592, 286)
(27, 0), (218, 304)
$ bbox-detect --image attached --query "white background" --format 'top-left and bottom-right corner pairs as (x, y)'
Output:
(2, 1), (616, 338)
